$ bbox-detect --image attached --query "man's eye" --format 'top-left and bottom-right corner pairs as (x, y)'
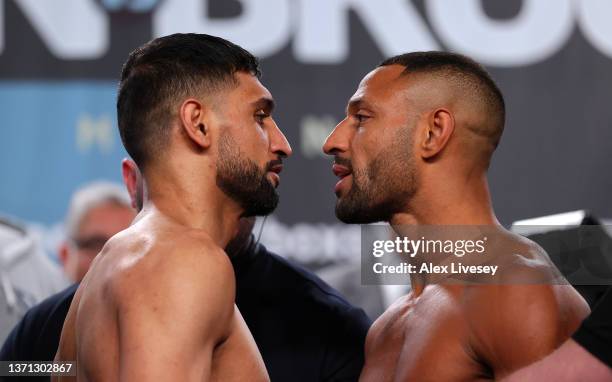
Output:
(255, 110), (269, 123)
(355, 114), (370, 124)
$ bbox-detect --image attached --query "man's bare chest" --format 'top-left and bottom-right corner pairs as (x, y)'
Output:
(361, 294), (492, 381)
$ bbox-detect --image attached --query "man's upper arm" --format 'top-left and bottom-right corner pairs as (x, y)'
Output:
(474, 284), (589, 379)
(502, 338), (612, 382)
(112, 245), (235, 381)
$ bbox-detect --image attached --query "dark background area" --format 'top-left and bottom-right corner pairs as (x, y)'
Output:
(1, 0), (611, 227)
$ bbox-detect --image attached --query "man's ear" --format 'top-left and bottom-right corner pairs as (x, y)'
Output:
(419, 108), (455, 159)
(58, 242), (69, 267)
(122, 158), (139, 210)
(179, 98), (212, 150)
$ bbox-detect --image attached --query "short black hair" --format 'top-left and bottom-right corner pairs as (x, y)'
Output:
(380, 51), (505, 147)
(117, 33), (261, 167)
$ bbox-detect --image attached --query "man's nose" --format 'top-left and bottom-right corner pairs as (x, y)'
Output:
(270, 121), (293, 158)
(323, 118), (350, 156)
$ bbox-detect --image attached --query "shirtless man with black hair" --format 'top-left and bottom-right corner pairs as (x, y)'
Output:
(54, 33), (291, 381)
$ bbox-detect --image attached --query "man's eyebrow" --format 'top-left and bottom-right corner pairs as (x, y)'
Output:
(252, 97), (275, 113)
(346, 98), (371, 114)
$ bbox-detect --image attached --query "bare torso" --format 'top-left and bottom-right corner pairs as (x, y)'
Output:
(360, 239), (590, 382)
(54, 216), (268, 381)
(362, 286), (494, 382)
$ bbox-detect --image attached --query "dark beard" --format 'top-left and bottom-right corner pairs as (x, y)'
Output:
(335, 129), (416, 224)
(216, 133), (279, 217)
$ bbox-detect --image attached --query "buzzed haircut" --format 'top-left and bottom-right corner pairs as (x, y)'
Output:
(117, 33), (261, 168)
(380, 51), (505, 148)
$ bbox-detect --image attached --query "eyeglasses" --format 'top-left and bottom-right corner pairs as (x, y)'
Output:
(70, 235), (110, 254)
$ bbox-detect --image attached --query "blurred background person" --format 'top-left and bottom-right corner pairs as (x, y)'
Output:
(1, 181), (134, 342)
(57, 181), (135, 282)
(0, 217), (68, 342)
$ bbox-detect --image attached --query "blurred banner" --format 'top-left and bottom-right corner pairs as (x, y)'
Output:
(1, 0), (611, 263)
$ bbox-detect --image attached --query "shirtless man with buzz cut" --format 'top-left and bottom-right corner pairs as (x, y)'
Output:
(54, 33), (291, 381)
(323, 51), (590, 381)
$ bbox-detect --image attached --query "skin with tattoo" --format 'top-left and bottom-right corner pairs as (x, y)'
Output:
(323, 53), (590, 381)
(54, 34), (291, 381)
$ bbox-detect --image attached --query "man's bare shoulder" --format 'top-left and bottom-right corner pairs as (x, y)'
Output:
(102, 223), (235, 309)
(470, 231), (588, 323)
(482, 230), (569, 284)
(73, 221), (244, 381)
(464, 232), (590, 376)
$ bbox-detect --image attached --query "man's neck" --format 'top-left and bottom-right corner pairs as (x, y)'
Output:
(390, 175), (498, 226)
(388, 178), (500, 293)
(143, 173), (242, 249)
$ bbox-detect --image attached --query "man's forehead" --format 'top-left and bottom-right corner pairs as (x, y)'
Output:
(234, 71), (273, 100)
(360, 65), (406, 89)
(349, 65), (409, 106)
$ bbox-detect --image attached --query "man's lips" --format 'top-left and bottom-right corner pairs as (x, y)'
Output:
(332, 163), (352, 179)
(332, 162), (352, 194)
(268, 163), (283, 174)
(267, 162), (283, 186)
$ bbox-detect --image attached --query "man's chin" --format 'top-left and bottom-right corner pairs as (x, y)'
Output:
(336, 205), (371, 224)
(241, 207), (276, 218)
(266, 172), (280, 188)
(240, 192), (279, 217)
(335, 199), (390, 224)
